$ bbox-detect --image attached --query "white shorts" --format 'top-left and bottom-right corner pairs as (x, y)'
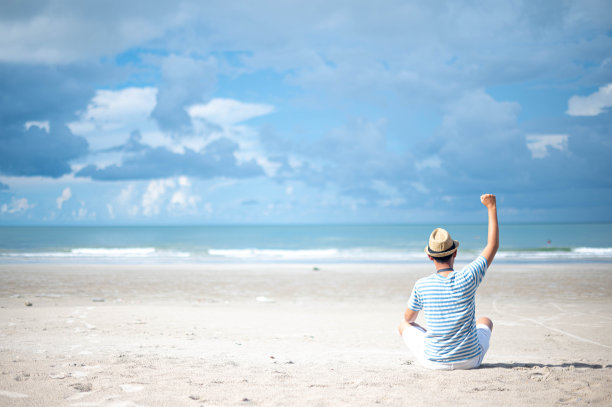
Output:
(402, 324), (491, 370)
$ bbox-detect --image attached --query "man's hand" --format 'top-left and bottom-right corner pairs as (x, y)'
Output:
(480, 194), (496, 209)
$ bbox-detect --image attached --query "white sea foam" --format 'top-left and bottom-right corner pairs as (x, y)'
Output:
(573, 247), (612, 256)
(208, 247), (612, 262)
(1, 247), (190, 259)
(1, 246), (611, 263)
(71, 248), (156, 256)
(209, 248), (442, 262)
(495, 247), (612, 260)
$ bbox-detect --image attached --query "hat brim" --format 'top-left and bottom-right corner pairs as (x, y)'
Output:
(424, 240), (459, 257)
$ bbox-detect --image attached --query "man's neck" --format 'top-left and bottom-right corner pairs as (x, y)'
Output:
(434, 261), (454, 277)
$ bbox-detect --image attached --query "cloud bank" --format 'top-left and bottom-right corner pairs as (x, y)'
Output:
(1, 1), (611, 223)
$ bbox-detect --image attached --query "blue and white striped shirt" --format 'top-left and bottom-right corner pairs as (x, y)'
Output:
(407, 256), (488, 363)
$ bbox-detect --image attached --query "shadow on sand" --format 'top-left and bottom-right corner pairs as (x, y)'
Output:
(481, 362), (611, 369)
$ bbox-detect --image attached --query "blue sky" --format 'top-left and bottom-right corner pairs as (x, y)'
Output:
(1, 0), (611, 225)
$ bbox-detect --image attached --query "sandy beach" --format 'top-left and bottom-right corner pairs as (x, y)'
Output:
(0, 262), (611, 406)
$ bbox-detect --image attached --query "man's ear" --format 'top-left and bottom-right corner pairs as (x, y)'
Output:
(452, 251), (458, 259)
(428, 255), (435, 261)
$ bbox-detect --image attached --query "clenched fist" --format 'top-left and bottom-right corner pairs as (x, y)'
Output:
(480, 194), (496, 209)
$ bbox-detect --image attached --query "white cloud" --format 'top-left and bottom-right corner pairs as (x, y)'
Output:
(245, 154), (282, 177)
(118, 185), (135, 205)
(72, 201), (88, 220)
(138, 177), (200, 216)
(1, 197), (36, 214)
(188, 98), (274, 126)
(25, 121), (50, 133)
(189, 98), (279, 176)
(567, 84), (612, 116)
(170, 177), (198, 212)
(170, 191), (186, 206)
(142, 179), (175, 216)
(526, 134), (569, 159)
(69, 90), (276, 182)
(107, 204), (115, 219)
(82, 87), (158, 123)
(56, 187), (72, 209)
(117, 184), (140, 216)
(68, 87), (158, 150)
(178, 176), (191, 187)
(169, 190), (198, 211)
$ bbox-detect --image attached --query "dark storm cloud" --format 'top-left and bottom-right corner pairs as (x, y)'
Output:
(76, 137), (263, 181)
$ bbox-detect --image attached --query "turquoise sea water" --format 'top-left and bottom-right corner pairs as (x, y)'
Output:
(0, 224), (611, 264)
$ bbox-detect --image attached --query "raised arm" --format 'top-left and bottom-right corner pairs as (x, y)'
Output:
(480, 194), (499, 266)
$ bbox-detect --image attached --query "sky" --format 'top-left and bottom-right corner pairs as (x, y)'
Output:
(1, 0), (611, 225)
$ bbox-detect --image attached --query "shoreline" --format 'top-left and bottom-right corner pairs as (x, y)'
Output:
(1, 262), (611, 406)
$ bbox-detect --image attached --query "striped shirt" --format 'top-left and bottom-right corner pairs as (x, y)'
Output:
(407, 256), (488, 363)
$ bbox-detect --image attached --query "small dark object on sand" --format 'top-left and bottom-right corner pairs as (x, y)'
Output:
(71, 382), (92, 392)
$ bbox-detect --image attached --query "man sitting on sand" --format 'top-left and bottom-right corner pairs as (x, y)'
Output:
(399, 194), (499, 370)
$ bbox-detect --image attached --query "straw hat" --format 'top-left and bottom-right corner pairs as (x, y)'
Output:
(424, 228), (459, 257)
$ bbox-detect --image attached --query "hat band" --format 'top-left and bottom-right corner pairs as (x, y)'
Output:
(427, 241), (456, 254)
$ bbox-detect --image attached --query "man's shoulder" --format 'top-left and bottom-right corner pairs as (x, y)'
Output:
(471, 256), (488, 269)
(456, 256), (488, 284)
(460, 256), (487, 271)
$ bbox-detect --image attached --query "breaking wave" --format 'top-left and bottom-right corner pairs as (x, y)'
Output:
(1, 246), (611, 263)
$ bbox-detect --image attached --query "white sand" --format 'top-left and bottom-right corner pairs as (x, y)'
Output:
(0, 262), (611, 406)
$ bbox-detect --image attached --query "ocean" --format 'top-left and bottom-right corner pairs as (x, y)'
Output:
(1, 224), (611, 264)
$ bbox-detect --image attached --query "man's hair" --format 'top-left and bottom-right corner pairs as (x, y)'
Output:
(432, 253), (454, 264)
